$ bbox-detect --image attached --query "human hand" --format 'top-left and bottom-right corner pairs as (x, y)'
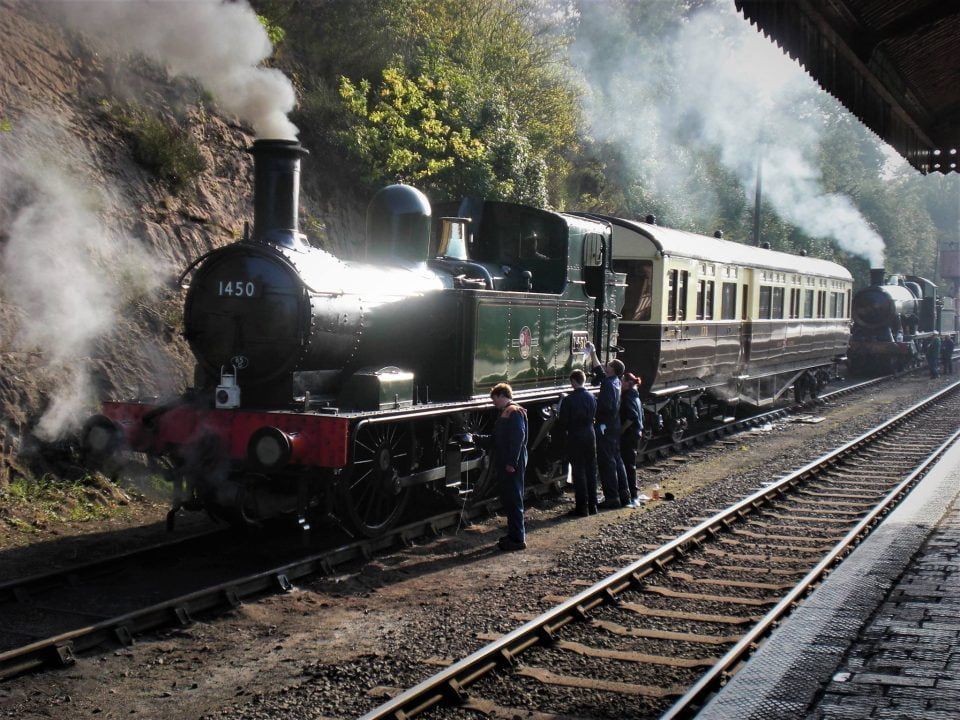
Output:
(506, 465), (516, 473)
(585, 341), (595, 352)
(599, 423), (606, 435)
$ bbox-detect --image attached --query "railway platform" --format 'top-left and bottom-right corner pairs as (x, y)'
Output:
(697, 437), (960, 720)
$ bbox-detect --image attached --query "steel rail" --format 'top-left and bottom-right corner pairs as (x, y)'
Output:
(661, 422), (960, 718)
(0, 528), (226, 604)
(359, 380), (960, 720)
(0, 478), (565, 681)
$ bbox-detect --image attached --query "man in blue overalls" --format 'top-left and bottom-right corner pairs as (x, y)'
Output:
(585, 342), (628, 509)
(474, 383), (528, 551)
(619, 372), (644, 508)
(558, 369), (598, 516)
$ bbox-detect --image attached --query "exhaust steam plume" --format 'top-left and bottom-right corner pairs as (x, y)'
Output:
(0, 117), (166, 439)
(571, 1), (885, 266)
(56, 0), (297, 140)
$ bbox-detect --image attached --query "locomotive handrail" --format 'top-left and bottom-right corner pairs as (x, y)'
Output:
(176, 247), (223, 288)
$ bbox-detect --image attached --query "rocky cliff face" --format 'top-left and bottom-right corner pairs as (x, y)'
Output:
(0, 1), (261, 482)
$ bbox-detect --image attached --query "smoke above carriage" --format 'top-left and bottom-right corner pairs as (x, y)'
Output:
(569, 2), (885, 266)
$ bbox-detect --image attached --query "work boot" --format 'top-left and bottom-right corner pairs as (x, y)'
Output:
(497, 536), (526, 552)
(566, 506), (589, 517)
(588, 504), (599, 515)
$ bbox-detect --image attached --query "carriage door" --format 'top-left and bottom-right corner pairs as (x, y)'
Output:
(664, 268), (689, 377)
(740, 281), (752, 368)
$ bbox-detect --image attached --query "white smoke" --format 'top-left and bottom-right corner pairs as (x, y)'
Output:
(56, 0), (297, 140)
(0, 117), (165, 439)
(572, 1), (885, 266)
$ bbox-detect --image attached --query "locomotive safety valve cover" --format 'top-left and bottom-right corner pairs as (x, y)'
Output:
(338, 366), (415, 412)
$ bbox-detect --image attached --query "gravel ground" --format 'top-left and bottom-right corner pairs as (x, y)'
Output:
(1, 373), (956, 720)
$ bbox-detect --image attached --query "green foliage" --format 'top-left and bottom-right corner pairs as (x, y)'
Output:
(103, 100), (206, 194)
(0, 117), (11, 133)
(339, 68), (485, 185)
(3, 473), (129, 527)
(256, 13), (286, 46)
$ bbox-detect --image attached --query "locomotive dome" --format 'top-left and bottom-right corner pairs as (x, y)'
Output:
(365, 184), (432, 264)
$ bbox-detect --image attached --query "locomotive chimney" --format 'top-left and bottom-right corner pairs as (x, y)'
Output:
(870, 268), (885, 286)
(247, 139), (309, 247)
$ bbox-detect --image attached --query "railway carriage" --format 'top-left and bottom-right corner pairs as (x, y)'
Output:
(577, 215), (852, 439)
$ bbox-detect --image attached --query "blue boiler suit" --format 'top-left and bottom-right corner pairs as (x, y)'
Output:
(477, 403), (528, 543)
(558, 386), (598, 512)
(593, 368), (628, 507)
(619, 386), (643, 501)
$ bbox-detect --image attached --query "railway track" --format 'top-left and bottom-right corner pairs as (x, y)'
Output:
(360, 380), (960, 720)
(0, 371), (913, 682)
(0, 481), (562, 681)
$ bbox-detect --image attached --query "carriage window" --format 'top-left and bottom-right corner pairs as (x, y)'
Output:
(695, 280), (715, 320)
(668, 269), (678, 321)
(678, 271), (688, 320)
(830, 291), (845, 318)
(817, 290), (826, 318)
(667, 269), (689, 321)
(721, 282), (736, 320)
(772, 287), (784, 319)
(803, 289), (814, 318)
(612, 259), (653, 321)
(758, 286), (772, 319)
(788, 288), (800, 319)
(742, 284), (749, 319)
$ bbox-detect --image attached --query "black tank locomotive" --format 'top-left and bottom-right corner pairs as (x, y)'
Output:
(848, 268), (958, 374)
(84, 139), (625, 537)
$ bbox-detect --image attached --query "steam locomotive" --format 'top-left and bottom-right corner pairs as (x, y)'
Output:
(848, 268), (958, 374)
(82, 138), (853, 538)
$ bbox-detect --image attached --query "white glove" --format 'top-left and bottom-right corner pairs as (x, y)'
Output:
(599, 424), (606, 435)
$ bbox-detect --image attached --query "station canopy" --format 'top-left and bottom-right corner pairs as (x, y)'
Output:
(735, 0), (960, 175)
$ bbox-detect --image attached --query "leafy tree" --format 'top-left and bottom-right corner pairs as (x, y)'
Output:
(338, 68), (485, 187)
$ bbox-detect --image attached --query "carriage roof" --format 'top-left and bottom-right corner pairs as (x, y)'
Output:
(601, 216), (854, 282)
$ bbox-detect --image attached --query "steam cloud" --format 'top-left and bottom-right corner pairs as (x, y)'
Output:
(572, 2), (885, 266)
(56, 0), (297, 140)
(0, 118), (165, 439)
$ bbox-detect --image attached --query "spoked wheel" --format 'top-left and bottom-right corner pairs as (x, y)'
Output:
(339, 423), (413, 537)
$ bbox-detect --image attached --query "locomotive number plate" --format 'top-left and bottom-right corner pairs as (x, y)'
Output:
(570, 331), (589, 354)
(217, 280), (261, 298)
